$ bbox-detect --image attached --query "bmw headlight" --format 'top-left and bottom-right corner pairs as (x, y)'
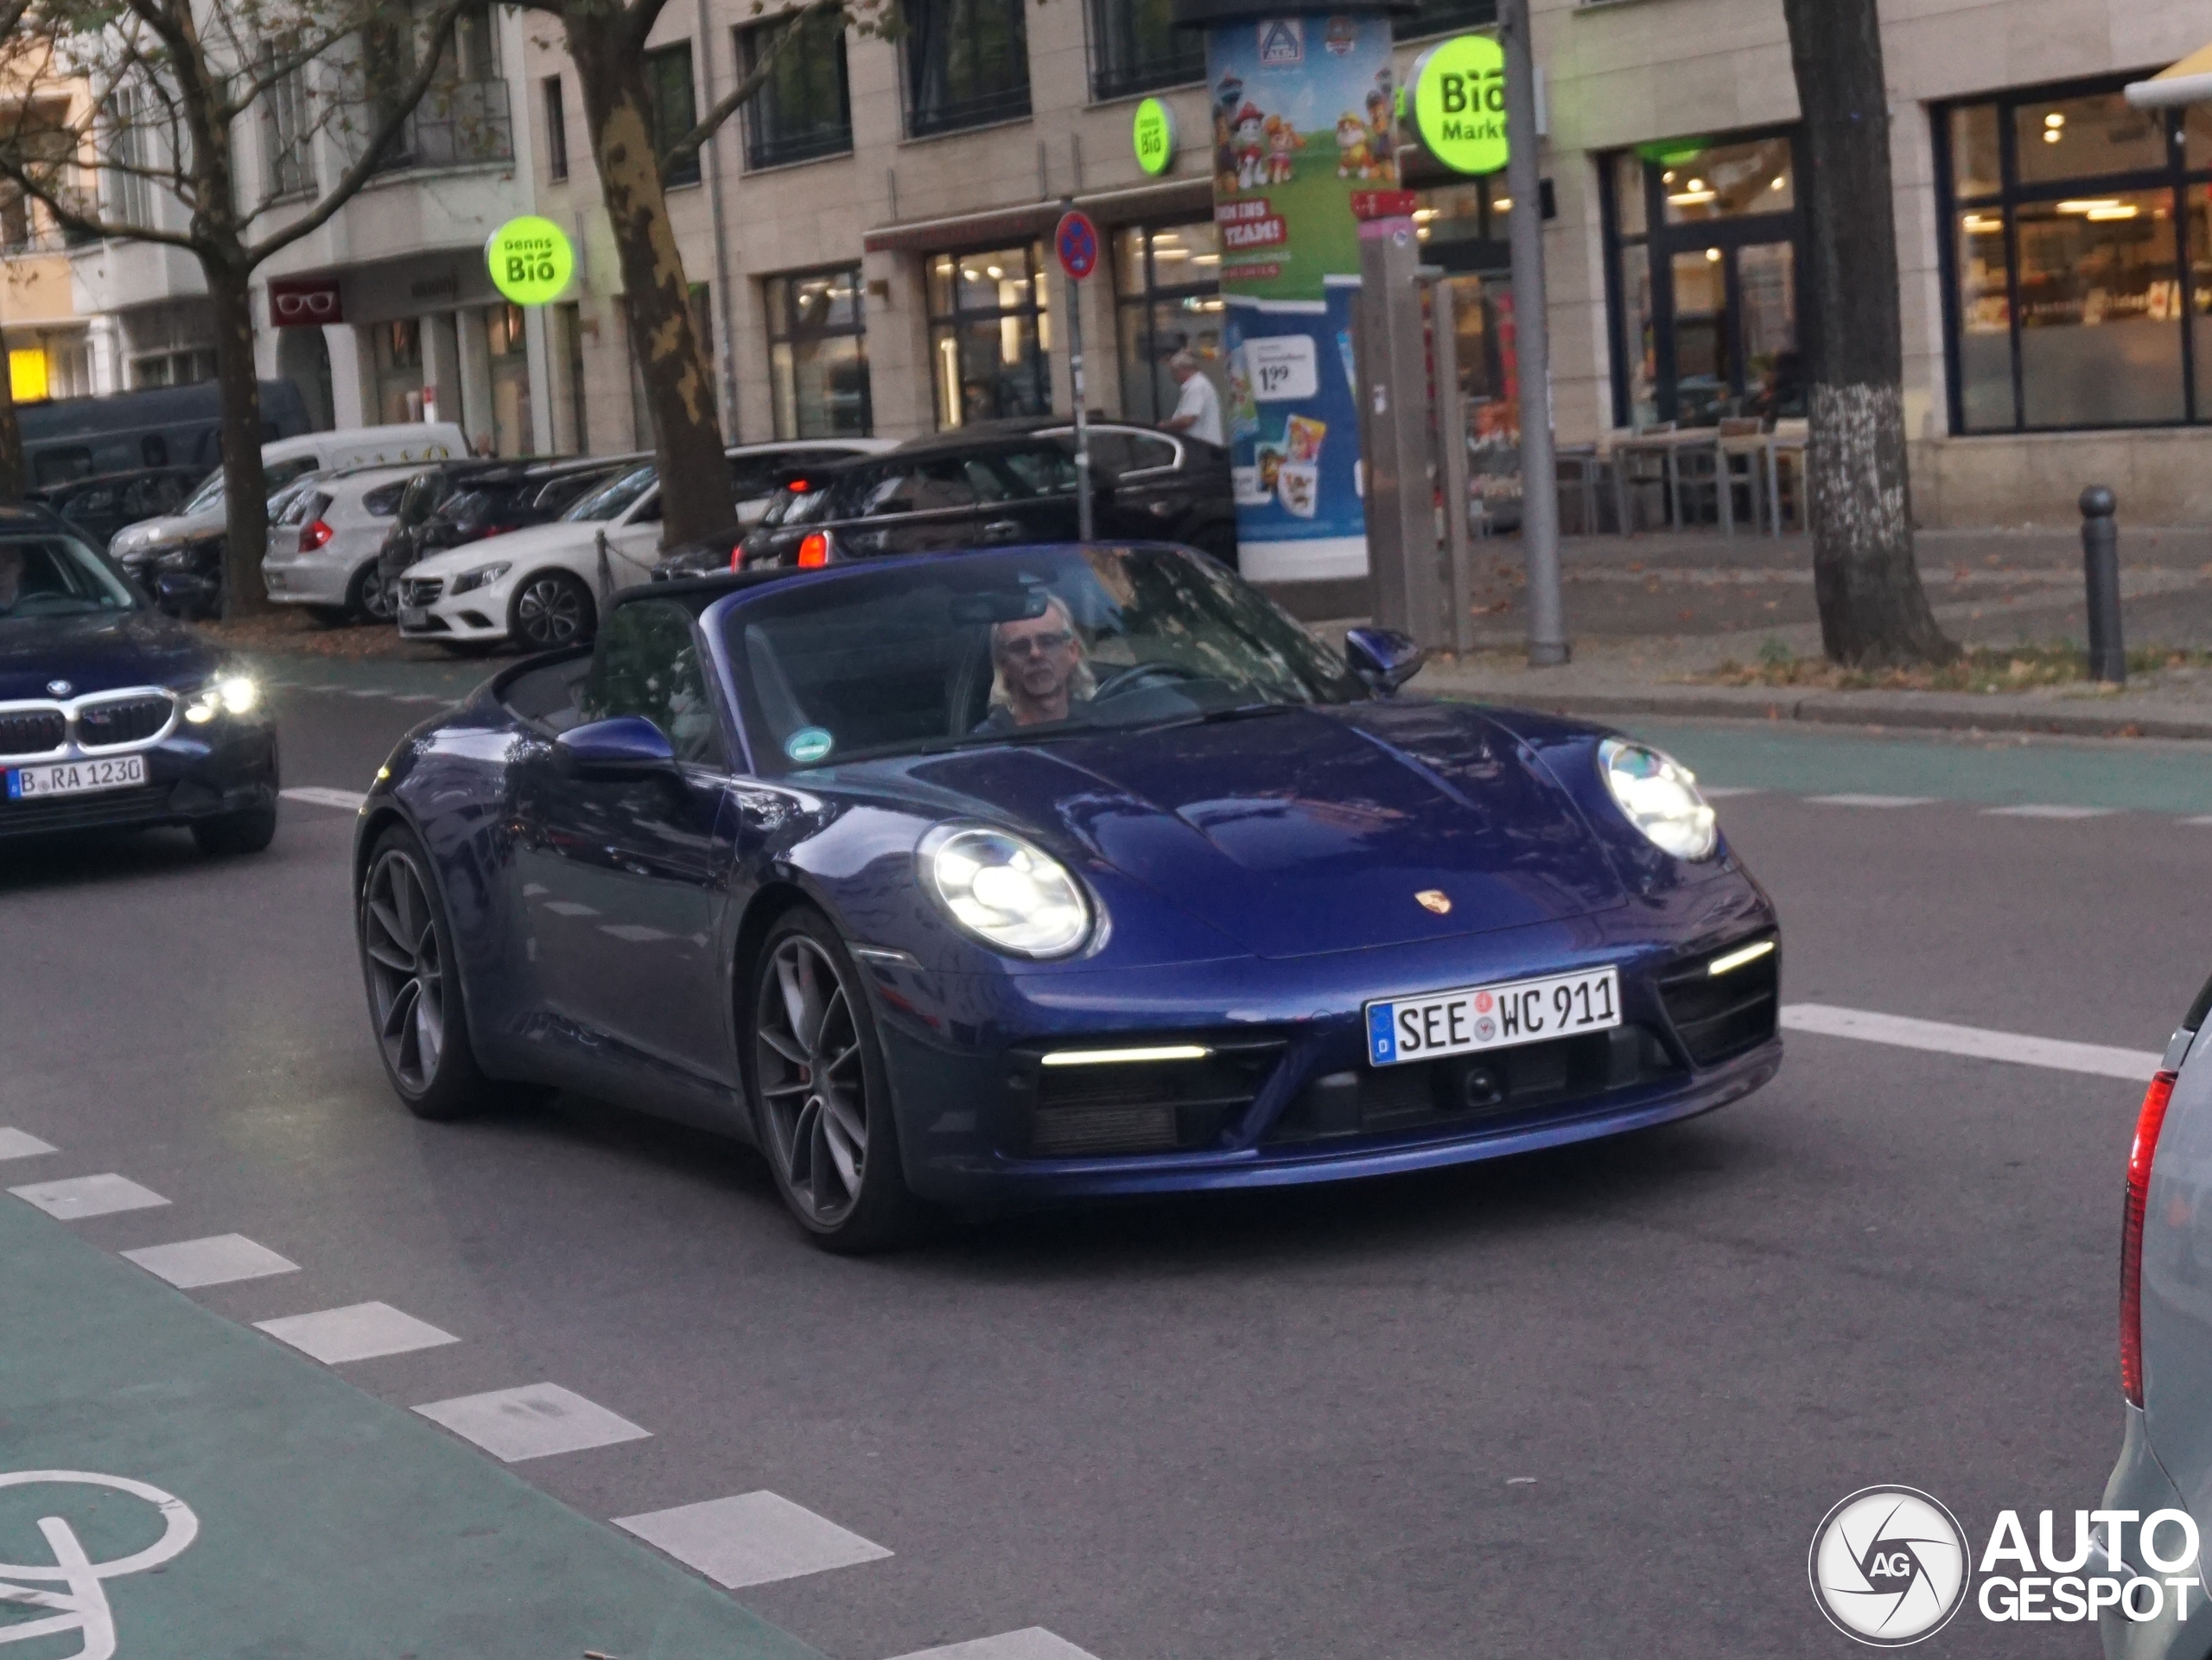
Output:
(1598, 738), (1718, 860)
(450, 562), (511, 595)
(921, 825), (1092, 957)
(184, 675), (258, 724)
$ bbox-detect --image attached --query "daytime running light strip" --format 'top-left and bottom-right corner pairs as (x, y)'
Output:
(1039, 1045), (1213, 1067)
(1707, 939), (1777, 977)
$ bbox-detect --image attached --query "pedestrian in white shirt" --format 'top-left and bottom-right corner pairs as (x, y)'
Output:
(1161, 353), (1224, 447)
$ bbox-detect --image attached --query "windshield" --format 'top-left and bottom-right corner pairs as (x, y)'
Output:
(0, 536), (137, 620)
(725, 544), (1362, 774)
(182, 471), (225, 514)
(760, 484), (836, 531)
(563, 464), (658, 523)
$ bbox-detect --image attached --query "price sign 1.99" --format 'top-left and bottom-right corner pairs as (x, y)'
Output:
(1246, 336), (1319, 402)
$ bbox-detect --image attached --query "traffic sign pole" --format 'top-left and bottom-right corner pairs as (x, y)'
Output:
(1055, 207), (1101, 542)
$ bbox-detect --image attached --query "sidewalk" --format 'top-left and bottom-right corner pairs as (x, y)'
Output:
(1397, 525), (2212, 742)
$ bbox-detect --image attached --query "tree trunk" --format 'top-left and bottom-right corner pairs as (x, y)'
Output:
(0, 348), (24, 505)
(565, 9), (729, 546)
(207, 258), (271, 620)
(1780, 0), (1949, 666)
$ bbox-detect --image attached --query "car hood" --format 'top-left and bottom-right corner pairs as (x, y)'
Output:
(404, 520), (597, 577)
(111, 508), (222, 557)
(0, 607), (219, 701)
(900, 701), (1627, 960)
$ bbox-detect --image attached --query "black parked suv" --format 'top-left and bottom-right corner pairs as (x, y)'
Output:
(677, 418), (1234, 576)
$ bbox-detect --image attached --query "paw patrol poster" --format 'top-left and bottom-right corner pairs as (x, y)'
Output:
(1207, 11), (1392, 581)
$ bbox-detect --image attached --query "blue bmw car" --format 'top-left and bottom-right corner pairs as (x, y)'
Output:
(353, 543), (1781, 1248)
(0, 505), (276, 854)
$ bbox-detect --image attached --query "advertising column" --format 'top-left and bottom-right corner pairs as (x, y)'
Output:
(1182, 3), (1398, 583)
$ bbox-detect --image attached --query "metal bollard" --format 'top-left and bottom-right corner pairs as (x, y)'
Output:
(2080, 486), (2125, 685)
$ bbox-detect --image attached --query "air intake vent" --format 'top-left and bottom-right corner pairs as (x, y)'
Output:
(1657, 938), (1780, 1066)
(77, 694), (173, 747)
(1013, 1035), (1289, 1157)
(0, 709), (66, 756)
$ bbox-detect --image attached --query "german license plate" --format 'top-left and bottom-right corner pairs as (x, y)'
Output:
(7, 754), (148, 800)
(398, 606), (428, 629)
(1365, 965), (1620, 1067)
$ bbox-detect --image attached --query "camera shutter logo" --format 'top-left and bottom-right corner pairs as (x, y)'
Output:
(1809, 1486), (1970, 1646)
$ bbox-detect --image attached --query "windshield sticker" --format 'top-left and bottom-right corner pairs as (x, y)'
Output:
(785, 727), (835, 764)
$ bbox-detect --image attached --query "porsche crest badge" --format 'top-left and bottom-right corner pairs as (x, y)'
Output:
(1414, 889), (1452, 914)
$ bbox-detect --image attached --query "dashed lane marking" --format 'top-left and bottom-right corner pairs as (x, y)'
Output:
(124, 1234), (300, 1290)
(8, 1174), (168, 1220)
(887, 1633), (1103, 1660)
(1802, 793), (1936, 809)
(1698, 786), (1761, 798)
(255, 1302), (461, 1365)
(615, 1491), (893, 1590)
(1780, 1003), (2160, 1081)
(0, 1129), (56, 1162)
(281, 786), (368, 811)
(415, 1383), (652, 1463)
(1982, 803), (2120, 819)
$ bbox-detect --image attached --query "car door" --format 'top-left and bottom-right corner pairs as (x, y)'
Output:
(509, 596), (741, 1098)
(600, 488), (665, 590)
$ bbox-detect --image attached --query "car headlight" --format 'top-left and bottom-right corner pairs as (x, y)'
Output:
(921, 825), (1093, 957)
(450, 562), (511, 595)
(183, 675), (258, 724)
(1598, 738), (1718, 861)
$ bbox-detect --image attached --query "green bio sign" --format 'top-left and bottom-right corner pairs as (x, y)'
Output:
(1132, 97), (1176, 176)
(1412, 35), (1508, 176)
(485, 215), (574, 306)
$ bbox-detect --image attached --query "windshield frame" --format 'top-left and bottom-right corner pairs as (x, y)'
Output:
(182, 470), (225, 515)
(712, 544), (1363, 779)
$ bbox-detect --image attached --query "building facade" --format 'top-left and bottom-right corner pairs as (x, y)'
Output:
(521, 0), (2211, 531)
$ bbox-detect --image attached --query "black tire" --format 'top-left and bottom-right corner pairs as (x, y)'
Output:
(508, 570), (596, 651)
(191, 804), (277, 856)
(745, 905), (925, 1251)
(358, 824), (496, 1121)
(346, 559), (398, 624)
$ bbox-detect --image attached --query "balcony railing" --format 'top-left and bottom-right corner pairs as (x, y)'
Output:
(370, 77), (512, 175)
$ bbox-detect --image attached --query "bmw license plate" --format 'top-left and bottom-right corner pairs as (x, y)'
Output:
(398, 606), (429, 629)
(7, 754), (147, 800)
(1365, 966), (1620, 1067)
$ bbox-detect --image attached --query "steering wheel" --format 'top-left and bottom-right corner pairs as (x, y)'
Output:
(1090, 660), (1206, 702)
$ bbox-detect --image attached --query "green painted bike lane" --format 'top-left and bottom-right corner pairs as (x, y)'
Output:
(1611, 719), (2212, 817)
(0, 1197), (826, 1660)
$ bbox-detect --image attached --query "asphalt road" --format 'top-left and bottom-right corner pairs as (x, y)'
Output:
(3, 676), (2198, 1658)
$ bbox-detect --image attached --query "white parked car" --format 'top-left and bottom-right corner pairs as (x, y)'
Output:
(396, 439), (892, 652)
(259, 463), (432, 622)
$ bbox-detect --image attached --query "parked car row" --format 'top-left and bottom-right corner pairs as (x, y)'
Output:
(95, 418), (1235, 652)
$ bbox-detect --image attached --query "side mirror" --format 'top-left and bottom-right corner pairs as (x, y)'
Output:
(556, 716), (676, 774)
(1344, 626), (1426, 696)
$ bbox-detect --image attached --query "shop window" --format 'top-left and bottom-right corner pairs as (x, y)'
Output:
(928, 244), (1050, 428)
(739, 10), (852, 169)
(1112, 222), (1224, 426)
(1088, 0), (1203, 104)
(906, 0), (1030, 139)
(1937, 80), (2211, 433)
(766, 265), (871, 438)
(1602, 129), (1805, 429)
(373, 318), (423, 425)
(486, 302), (533, 456)
(646, 41), (701, 187)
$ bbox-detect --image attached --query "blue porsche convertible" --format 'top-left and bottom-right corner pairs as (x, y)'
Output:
(354, 543), (1780, 1248)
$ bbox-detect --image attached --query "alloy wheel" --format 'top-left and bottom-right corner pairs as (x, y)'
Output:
(754, 935), (869, 1224)
(359, 566), (397, 622)
(363, 850), (446, 1093)
(514, 576), (586, 646)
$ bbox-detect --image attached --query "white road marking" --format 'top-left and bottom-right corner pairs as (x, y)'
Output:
(1780, 1003), (2160, 1081)
(9, 1173), (168, 1219)
(887, 1633), (1103, 1660)
(1804, 793), (1935, 809)
(124, 1234), (299, 1289)
(614, 1491), (892, 1590)
(0, 1128), (57, 1162)
(255, 1301), (459, 1364)
(414, 1383), (651, 1462)
(2186, 816), (2212, 827)
(1982, 804), (2118, 820)
(1700, 786), (1760, 798)
(280, 786), (367, 811)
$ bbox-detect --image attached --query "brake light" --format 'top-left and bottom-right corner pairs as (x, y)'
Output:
(299, 519), (334, 551)
(798, 531), (830, 569)
(728, 542), (744, 572)
(787, 478), (809, 493)
(2123, 1068), (2180, 1407)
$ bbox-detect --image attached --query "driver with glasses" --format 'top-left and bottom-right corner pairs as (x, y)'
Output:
(976, 595), (1096, 731)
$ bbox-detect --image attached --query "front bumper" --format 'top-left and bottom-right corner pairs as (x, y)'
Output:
(0, 721), (277, 840)
(865, 912), (1783, 1205)
(397, 574), (513, 642)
